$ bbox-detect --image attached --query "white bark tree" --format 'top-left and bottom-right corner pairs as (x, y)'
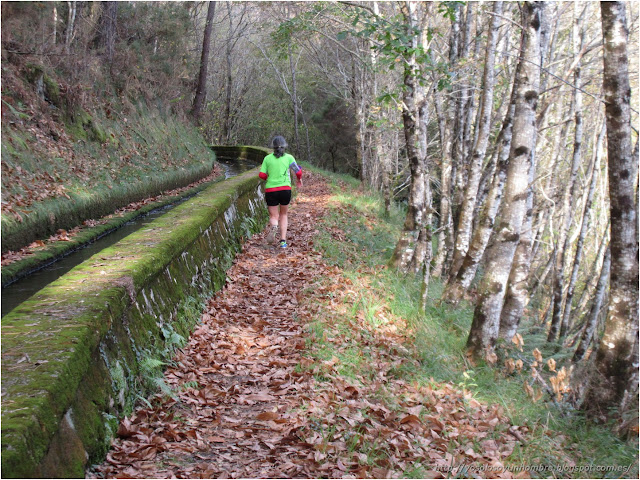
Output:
(467, 2), (545, 358)
(583, 1), (639, 420)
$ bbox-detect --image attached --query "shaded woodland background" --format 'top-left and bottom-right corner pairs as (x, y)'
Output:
(1, 1), (638, 435)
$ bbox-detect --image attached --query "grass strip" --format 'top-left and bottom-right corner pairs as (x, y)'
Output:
(306, 166), (638, 479)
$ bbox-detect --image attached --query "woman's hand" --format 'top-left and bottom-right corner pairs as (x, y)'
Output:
(297, 178), (303, 188)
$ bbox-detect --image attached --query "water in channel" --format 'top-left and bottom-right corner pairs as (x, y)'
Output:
(1, 158), (258, 318)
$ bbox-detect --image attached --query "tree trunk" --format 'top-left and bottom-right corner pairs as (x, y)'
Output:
(573, 246), (611, 363)
(499, 152), (536, 340)
(432, 84), (453, 278)
(371, 2), (391, 213)
(389, 2), (428, 273)
(65, 1), (77, 54)
(409, 74), (432, 273)
(223, 3), (234, 142)
(103, 1), (117, 64)
(529, 252), (553, 298)
(532, 101), (570, 272)
(548, 6), (587, 342)
(433, 5), (463, 278)
(289, 43), (301, 157)
(352, 58), (365, 182)
(53, 5), (58, 45)
(547, 106), (583, 342)
(561, 122), (604, 338)
(449, 4), (472, 248)
(191, 1), (215, 123)
(444, 72), (517, 304)
(420, 175), (434, 311)
(448, 1), (502, 282)
(583, 1), (639, 420)
(466, 2), (544, 359)
(575, 221), (610, 317)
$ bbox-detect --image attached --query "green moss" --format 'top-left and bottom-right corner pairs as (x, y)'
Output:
(42, 74), (61, 107)
(2, 173), (223, 286)
(24, 64), (61, 108)
(1, 157), (217, 253)
(1, 164), (268, 477)
(210, 145), (271, 162)
(3, 95), (220, 253)
(67, 109), (107, 143)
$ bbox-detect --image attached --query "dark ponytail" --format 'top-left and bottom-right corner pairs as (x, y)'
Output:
(271, 135), (288, 158)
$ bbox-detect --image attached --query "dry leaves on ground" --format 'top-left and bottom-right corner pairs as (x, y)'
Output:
(90, 172), (525, 479)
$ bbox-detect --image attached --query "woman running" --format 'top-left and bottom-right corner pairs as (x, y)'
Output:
(258, 136), (303, 248)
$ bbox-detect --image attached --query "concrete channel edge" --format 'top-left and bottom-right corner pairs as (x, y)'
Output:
(1, 147), (270, 478)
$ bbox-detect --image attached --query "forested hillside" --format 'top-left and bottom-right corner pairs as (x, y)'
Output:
(2, 0), (638, 467)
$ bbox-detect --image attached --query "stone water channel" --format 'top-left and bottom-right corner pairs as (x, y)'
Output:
(1, 147), (270, 478)
(1, 156), (258, 317)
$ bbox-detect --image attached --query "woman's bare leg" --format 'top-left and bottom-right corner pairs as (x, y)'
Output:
(268, 205), (280, 227)
(266, 205), (280, 243)
(279, 204), (289, 241)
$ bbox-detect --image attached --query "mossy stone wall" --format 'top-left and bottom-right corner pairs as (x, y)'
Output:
(1, 155), (269, 478)
(1, 159), (215, 253)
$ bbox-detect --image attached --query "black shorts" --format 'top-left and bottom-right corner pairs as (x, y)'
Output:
(265, 190), (291, 207)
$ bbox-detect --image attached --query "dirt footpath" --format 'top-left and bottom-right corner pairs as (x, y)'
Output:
(90, 172), (333, 479)
(90, 172), (523, 479)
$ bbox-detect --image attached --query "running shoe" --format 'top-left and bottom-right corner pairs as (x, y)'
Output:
(279, 240), (288, 248)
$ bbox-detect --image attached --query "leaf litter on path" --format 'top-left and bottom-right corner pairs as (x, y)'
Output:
(89, 172), (525, 479)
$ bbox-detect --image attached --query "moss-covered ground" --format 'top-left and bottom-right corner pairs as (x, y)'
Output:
(2, 61), (220, 252)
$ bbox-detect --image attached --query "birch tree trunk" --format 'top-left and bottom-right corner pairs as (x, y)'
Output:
(389, 2), (428, 272)
(573, 246), (611, 363)
(529, 253), (553, 299)
(53, 5), (58, 46)
(547, 6), (587, 342)
(431, 49), (456, 276)
(352, 58), (365, 182)
(223, 3), (234, 142)
(420, 174), (434, 310)
(448, 1), (502, 282)
(371, 2), (392, 215)
(410, 93), (432, 274)
(432, 4), (462, 277)
(560, 122), (604, 338)
(444, 99), (514, 303)
(191, 1), (215, 124)
(583, 1), (639, 419)
(499, 152), (536, 340)
(450, 4), (474, 238)
(65, 1), (76, 54)
(466, 2), (544, 359)
(573, 221), (610, 320)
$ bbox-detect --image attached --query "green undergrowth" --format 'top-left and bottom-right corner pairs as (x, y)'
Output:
(307, 166), (638, 479)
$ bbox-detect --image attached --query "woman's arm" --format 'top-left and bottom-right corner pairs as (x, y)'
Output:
(259, 157), (269, 181)
(289, 160), (302, 186)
